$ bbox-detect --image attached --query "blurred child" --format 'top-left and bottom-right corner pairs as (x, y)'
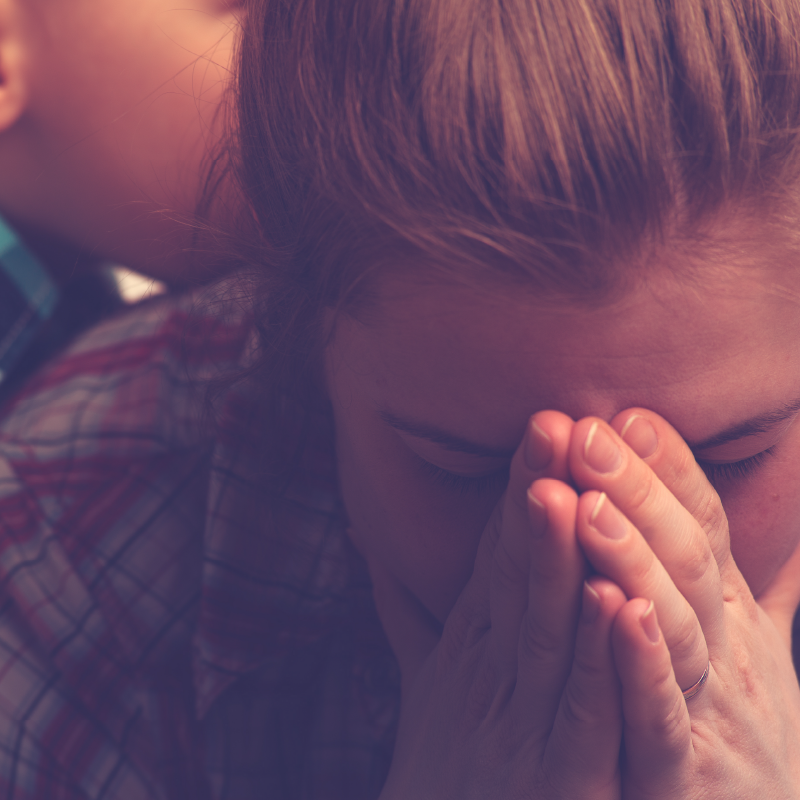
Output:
(0, 0), (240, 393)
(2, 0), (800, 798)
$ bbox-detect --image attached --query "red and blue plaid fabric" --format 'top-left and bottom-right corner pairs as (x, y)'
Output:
(0, 281), (399, 799)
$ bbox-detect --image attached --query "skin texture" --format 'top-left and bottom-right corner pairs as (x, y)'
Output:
(325, 245), (800, 797)
(327, 268), (800, 622)
(0, 0), (240, 282)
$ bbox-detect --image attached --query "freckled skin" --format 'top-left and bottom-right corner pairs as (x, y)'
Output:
(325, 264), (800, 627)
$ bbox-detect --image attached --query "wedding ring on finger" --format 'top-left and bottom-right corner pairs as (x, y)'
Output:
(681, 660), (710, 701)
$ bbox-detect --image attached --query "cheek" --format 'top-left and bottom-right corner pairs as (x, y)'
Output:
(720, 456), (800, 596)
(30, 7), (237, 268)
(332, 413), (501, 622)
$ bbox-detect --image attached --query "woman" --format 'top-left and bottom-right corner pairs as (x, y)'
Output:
(0, 0), (799, 796)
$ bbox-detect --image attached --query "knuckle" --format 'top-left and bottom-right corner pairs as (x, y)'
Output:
(676, 539), (717, 587)
(671, 445), (698, 484)
(492, 536), (527, 594)
(726, 579), (759, 622)
(441, 602), (486, 665)
(690, 489), (733, 569)
(571, 640), (607, 686)
(691, 488), (729, 540)
(727, 638), (761, 699)
(519, 612), (563, 666)
(625, 660), (686, 746)
(646, 684), (686, 749)
(619, 465), (658, 519)
(665, 611), (706, 666)
(553, 640), (612, 730)
(558, 676), (600, 730)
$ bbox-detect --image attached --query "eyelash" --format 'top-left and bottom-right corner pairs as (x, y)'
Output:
(418, 459), (510, 496)
(419, 445), (776, 495)
(696, 446), (776, 485)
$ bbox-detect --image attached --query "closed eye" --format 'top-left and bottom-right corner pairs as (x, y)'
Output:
(417, 458), (510, 496)
(696, 446), (775, 485)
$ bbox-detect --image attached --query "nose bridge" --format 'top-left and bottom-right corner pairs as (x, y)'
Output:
(553, 385), (662, 428)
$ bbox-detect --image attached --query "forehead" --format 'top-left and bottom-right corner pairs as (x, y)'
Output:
(331, 263), (800, 446)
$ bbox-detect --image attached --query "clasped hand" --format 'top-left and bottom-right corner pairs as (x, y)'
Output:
(377, 409), (800, 799)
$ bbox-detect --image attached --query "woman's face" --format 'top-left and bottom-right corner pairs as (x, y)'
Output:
(0, 0), (240, 280)
(325, 251), (800, 624)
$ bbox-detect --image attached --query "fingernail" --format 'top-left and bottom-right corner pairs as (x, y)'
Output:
(620, 415), (658, 459)
(525, 420), (552, 472)
(589, 493), (627, 539)
(640, 600), (660, 644)
(527, 488), (548, 538)
(584, 421), (622, 474)
(581, 580), (601, 624)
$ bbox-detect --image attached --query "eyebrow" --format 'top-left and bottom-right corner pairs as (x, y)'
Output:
(379, 410), (517, 459)
(685, 396), (800, 451)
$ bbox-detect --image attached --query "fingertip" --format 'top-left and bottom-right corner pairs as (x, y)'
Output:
(528, 478), (579, 535)
(526, 485), (548, 536)
(610, 407), (657, 436)
(545, 575), (624, 779)
(611, 598), (692, 784)
(610, 408), (691, 477)
(531, 409), (575, 437)
(639, 599), (661, 644)
(575, 489), (604, 530)
(579, 577), (627, 627)
(580, 579), (602, 624)
(529, 410), (574, 481)
(574, 581), (625, 665)
(524, 417), (553, 473)
(611, 597), (654, 647)
(568, 417), (602, 465)
(614, 597), (663, 644)
(618, 415), (659, 460)
(584, 576), (627, 616)
(610, 598), (683, 722)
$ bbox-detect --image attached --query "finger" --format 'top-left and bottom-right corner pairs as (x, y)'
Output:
(507, 478), (585, 727)
(542, 578), (626, 796)
(611, 409), (735, 580)
(569, 418), (725, 653)
(440, 413), (574, 683)
(612, 598), (694, 795)
(487, 412), (576, 682)
(484, 409), (575, 556)
(576, 490), (709, 692)
(528, 409), (575, 484)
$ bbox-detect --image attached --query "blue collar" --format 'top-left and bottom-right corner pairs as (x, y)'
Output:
(0, 214), (59, 386)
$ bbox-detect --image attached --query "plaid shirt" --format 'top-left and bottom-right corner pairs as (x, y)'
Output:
(0, 282), (399, 799)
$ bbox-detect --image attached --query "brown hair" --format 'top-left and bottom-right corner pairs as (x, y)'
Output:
(229, 0), (800, 463)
